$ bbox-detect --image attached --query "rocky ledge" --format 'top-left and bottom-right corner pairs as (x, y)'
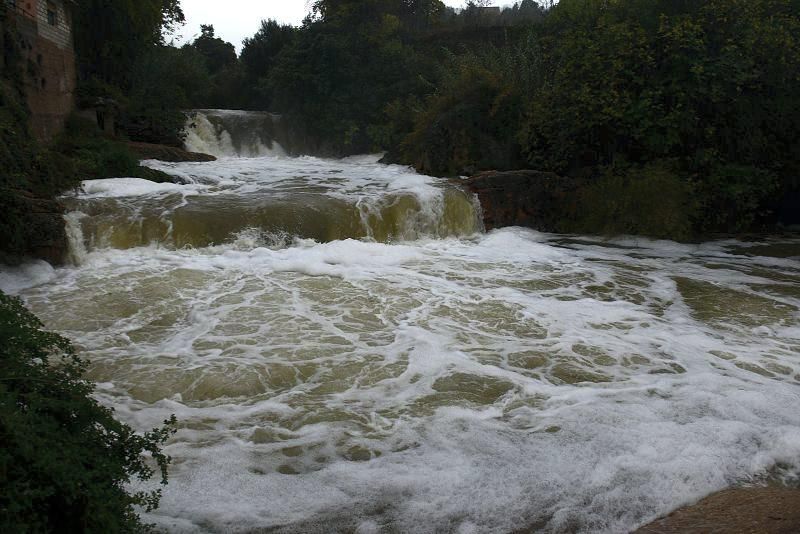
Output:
(636, 487), (800, 533)
(460, 170), (583, 232)
(0, 189), (66, 266)
(126, 142), (216, 163)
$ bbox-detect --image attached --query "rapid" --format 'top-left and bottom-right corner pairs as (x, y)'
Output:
(2, 111), (799, 533)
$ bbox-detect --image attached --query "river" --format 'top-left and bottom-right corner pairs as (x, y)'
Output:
(2, 111), (799, 533)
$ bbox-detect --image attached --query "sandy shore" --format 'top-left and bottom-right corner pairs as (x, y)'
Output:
(636, 487), (800, 533)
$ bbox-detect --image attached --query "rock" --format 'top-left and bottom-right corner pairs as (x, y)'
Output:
(0, 189), (67, 266)
(460, 170), (583, 232)
(636, 487), (800, 533)
(125, 141), (216, 163)
(133, 166), (184, 184)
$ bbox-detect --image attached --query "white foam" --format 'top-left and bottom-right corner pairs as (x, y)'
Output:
(0, 260), (57, 293)
(142, 152), (449, 202)
(77, 178), (205, 198)
(8, 154), (800, 533)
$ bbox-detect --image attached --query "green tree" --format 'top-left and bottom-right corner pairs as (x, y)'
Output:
(0, 292), (176, 532)
(191, 25), (237, 74)
(240, 19), (297, 108)
(268, 0), (448, 153)
(72, 0), (186, 88)
(124, 44), (210, 144)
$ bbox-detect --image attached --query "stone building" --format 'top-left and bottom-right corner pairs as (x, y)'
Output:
(5, 0), (76, 140)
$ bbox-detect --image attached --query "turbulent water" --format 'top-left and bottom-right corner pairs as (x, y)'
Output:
(184, 109), (288, 158)
(2, 113), (800, 533)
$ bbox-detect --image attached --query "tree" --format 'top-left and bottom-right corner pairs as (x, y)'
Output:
(191, 24), (237, 74)
(268, 0), (448, 152)
(72, 0), (186, 87)
(0, 292), (176, 532)
(240, 20), (297, 108)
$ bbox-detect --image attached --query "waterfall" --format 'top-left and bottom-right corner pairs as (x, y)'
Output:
(62, 155), (483, 253)
(64, 211), (88, 265)
(183, 109), (288, 158)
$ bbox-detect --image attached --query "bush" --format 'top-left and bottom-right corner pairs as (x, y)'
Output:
(399, 52), (524, 176)
(55, 116), (174, 183)
(567, 161), (697, 240)
(695, 165), (780, 233)
(0, 292), (176, 532)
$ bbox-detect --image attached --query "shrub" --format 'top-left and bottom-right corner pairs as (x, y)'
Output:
(695, 165), (780, 233)
(0, 291), (176, 532)
(567, 161), (697, 240)
(399, 49), (528, 176)
(55, 116), (174, 183)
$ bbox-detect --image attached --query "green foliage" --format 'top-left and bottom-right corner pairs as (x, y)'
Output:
(519, 11), (656, 173)
(72, 0), (196, 145)
(399, 51), (523, 175)
(192, 25), (237, 74)
(386, 0), (799, 235)
(695, 165), (780, 233)
(72, 0), (185, 88)
(75, 78), (129, 111)
(240, 20), (297, 109)
(0, 81), (37, 190)
(395, 34), (544, 175)
(125, 45), (209, 145)
(568, 161), (697, 240)
(265, 0), (454, 153)
(57, 118), (139, 180)
(183, 27), (247, 110)
(0, 291), (176, 532)
(55, 116), (175, 183)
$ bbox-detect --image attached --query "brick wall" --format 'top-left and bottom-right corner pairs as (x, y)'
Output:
(35, 0), (71, 50)
(5, 0), (76, 140)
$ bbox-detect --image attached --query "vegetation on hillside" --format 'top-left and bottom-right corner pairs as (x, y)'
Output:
(5, 0), (800, 244)
(228, 0), (798, 237)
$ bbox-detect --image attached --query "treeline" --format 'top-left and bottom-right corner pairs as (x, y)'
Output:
(5, 0), (799, 240)
(215, 0), (798, 237)
(83, 1), (550, 151)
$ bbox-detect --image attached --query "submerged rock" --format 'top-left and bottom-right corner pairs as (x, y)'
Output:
(461, 170), (582, 232)
(133, 166), (186, 184)
(126, 141), (216, 163)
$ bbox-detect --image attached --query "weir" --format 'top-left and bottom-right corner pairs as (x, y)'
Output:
(62, 112), (483, 258)
(183, 109), (288, 158)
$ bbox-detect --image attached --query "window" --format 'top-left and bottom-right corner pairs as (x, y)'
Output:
(46, 3), (57, 25)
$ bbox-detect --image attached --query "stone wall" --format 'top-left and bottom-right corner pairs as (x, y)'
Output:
(5, 0), (75, 140)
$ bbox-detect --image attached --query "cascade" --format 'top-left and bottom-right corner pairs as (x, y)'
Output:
(62, 126), (483, 260)
(184, 109), (288, 158)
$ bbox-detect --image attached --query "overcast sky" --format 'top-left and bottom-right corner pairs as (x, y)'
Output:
(176, 0), (473, 52)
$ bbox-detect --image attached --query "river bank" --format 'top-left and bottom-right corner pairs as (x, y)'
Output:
(637, 487), (800, 533)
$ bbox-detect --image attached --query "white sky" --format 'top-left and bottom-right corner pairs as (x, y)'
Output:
(176, 0), (475, 52)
